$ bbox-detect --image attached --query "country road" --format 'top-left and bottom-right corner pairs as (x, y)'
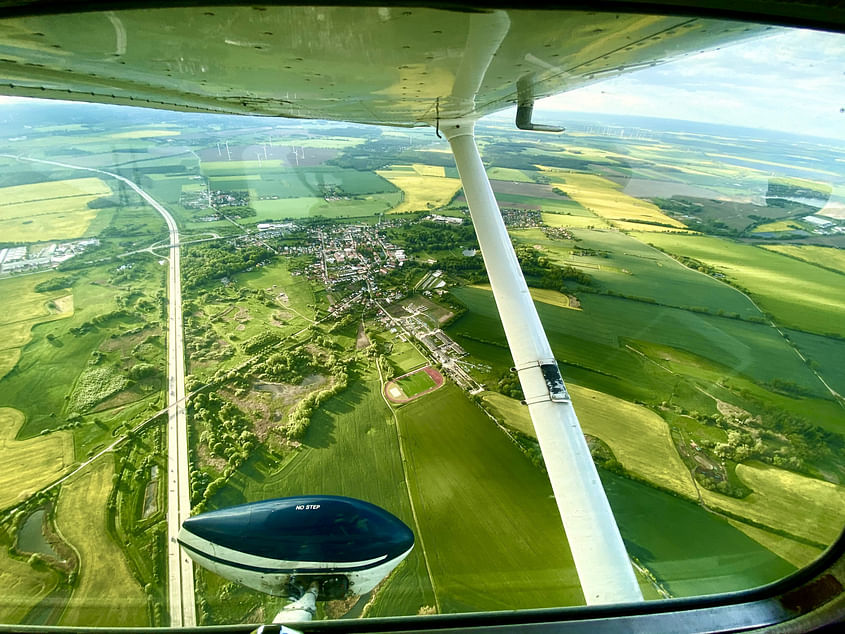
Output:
(5, 155), (196, 626)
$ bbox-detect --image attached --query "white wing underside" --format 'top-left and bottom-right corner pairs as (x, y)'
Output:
(0, 6), (769, 125)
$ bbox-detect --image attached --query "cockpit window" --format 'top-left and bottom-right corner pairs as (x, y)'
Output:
(0, 6), (842, 630)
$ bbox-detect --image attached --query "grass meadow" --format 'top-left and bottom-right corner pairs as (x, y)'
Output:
(0, 178), (111, 242)
(0, 408), (74, 510)
(0, 273), (74, 382)
(1, 259), (166, 454)
(0, 537), (59, 623)
(56, 458), (147, 626)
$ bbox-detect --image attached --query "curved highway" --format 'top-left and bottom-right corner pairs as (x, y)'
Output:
(6, 156), (196, 626)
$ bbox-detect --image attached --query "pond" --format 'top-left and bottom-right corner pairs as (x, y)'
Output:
(17, 509), (59, 559)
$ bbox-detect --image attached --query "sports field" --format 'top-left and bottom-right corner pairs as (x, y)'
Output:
(56, 458), (147, 626)
(0, 408), (74, 510)
(385, 367), (444, 403)
(0, 178), (111, 241)
(377, 165), (462, 214)
(396, 369), (436, 397)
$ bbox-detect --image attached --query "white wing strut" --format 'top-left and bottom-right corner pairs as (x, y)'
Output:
(443, 120), (643, 605)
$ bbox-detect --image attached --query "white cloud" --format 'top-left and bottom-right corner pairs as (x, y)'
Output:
(539, 27), (845, 140)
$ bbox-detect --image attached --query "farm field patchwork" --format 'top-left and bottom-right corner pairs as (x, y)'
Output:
(529, 228), (762, 317)
(0, 408), (74, 510)
(449, 286), (825, 402)
(727, 521), (823, 569)
(251, 193), (401, 219)
(470, 284), (578, 310)
(0, 177), (111, 241)
(56, 458), (147, 627)
(600, 471), (795, 597)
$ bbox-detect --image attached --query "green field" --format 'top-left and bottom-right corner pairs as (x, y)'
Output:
(515, 228), (763, 317)
(762, 244), (845, 274)
(727, 521), (823, 569)
(378, 336), (427, 376)
(476, 395), (797, 597)
(201, 165), (396, 200)
(397, 384), (583, 611)
(56, 458), (147, 626)
(486, 167), (535, 183)
(700, 461), (845, 547)
(600, 471), (795, 597)
(636, 233), (845, 337)
(251, 192), (401, 220)
(0, 260), (166, 450)
(395, 369), (435, 398)
(482, 389), (697, 499)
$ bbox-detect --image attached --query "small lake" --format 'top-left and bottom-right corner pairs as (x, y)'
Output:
(601, 470), (796, 597)
(17, 509), (59, 559)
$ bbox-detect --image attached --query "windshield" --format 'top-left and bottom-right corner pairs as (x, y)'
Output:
(0, 7), (843, 629)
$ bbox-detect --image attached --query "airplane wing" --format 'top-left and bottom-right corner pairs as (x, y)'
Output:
(0, 5), (773, 125)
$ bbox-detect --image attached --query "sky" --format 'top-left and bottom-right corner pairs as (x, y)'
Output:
(539, 27), (845, 141)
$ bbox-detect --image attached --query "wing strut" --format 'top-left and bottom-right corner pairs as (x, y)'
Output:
(442, 120), (643, 605)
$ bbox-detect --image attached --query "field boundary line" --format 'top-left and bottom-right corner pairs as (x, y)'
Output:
(375, 357), (440, 614)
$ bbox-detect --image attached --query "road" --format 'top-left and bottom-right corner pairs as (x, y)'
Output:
(5, 155), (196, 626)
